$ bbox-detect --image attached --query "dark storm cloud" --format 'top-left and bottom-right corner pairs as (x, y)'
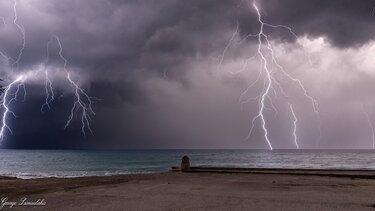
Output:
(0, 0), (374, 149)
(5, 0), (374, 75)
(14, 0), (238, 79)
(251, 0), (375, 48)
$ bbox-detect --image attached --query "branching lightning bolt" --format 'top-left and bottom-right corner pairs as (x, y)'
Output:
(247, 5), (273, 149)
(0, 1), (96, 143)
(54, 36), (95, 136)
(0, 75), (25, 140)
(230, 2), (319, 149)
(362, 104), (375, 149)
(40, 69), (54, 112)
(217, 22), (239, 73)
(41, 37), (54, 112)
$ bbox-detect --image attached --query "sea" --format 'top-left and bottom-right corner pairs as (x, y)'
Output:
(0, 149), (375, 179)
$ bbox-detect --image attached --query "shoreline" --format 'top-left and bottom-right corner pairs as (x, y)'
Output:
(2, 169), (375, 210)
(0, 170), (168, 180)
(0, 172), (169, 197)
(4, 167), (375, 180)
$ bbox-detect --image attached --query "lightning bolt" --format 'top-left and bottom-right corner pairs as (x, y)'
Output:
(40, 69), (54, 112)
(232, 2), (319, 149)
(11, 0), (25, 70)
(0, 75), (26, 140)
(0, 1), (96, 144)
(40, 37), (54, 112)
(248, 4), (273, 149)
(289, 103), (299, 149)
(217, 22), (239, 73)
(54, 35), (95, 136)
(362, 104), (375, 149)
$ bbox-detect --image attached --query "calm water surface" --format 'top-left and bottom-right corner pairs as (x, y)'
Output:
(0, 149), (374, 178)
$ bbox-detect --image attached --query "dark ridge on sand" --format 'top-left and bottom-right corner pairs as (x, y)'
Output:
(172, 155), (375, 179)
(171, 166), (375, 179)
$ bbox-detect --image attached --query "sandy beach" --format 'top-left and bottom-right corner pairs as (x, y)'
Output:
(0, 170), (375, 211)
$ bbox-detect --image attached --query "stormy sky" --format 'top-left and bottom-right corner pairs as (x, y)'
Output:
(0, 0), (374, 149)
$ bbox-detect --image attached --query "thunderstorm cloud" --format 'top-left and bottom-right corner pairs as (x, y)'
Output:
(0, 0), (374, 149)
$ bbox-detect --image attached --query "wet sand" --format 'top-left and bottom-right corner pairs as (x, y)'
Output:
(1, 171), (375, 210)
